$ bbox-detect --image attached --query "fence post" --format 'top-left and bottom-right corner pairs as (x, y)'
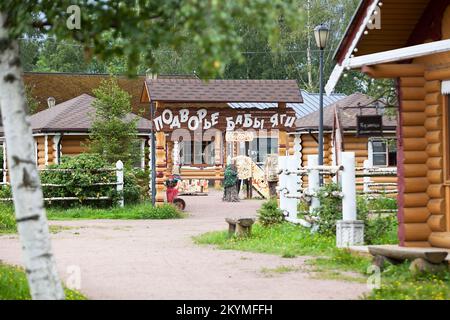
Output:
(307, 155), (320, 213)
(116, 160), (124, 207)
(363, 159), (370, 193)
(336, 152), (364, 247)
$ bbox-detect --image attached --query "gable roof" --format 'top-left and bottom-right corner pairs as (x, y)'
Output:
(30, 94), (152, 134)
(334, 0), (432, 63)
(144, 79), (302, 103)
(295, 93), (397, 131)
(24, 72), (148, 115)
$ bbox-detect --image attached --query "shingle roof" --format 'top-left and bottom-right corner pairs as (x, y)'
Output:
(295, 93), (397, 131)
(29, 94), (152, 133)
(145, 79), (302, 103)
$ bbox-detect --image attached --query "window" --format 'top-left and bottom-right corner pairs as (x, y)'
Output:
(249, 137), (278, 164)
(180, 140), (215, 165)
(370, 139), (397, 167)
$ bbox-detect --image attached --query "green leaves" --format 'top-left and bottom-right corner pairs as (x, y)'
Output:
(89, 77), (139, 166)
(2, 0), (302, 78)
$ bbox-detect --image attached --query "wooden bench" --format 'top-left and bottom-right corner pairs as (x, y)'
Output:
(368, 245), (449, 274)
(225, 218), (255, 237)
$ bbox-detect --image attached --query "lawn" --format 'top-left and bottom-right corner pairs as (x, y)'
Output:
(194, 222), (450, 300)
(0, 263), (86, 300)
(0, 202), (184, 234)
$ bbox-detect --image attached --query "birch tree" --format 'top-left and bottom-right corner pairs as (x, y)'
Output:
(0, 0), (301, 299)
(0, 12), (64, 300)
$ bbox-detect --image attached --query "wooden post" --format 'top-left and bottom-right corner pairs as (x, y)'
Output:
(363, 159), (371, 194)
(214, 131), (222, 189)
(116, 160), (124, 207)
(342, 152), (356, 221)
(278, 130), (287, 156)
(155, 131), (166, 206)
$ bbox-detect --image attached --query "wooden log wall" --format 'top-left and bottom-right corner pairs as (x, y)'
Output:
(35, 136), (46, 168)
(299, 133), (333, 186)
(155, 131), (167, 205)
(61, 135), (89, 157)
(398, 71), (432, 247)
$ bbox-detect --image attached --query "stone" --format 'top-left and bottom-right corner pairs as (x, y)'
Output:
(409, 258), (449, 275)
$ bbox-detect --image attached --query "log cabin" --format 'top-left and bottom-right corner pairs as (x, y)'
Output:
(140, 78), (302, 204)
(294, 92), (397, 190)
(326, 0), (450, 248)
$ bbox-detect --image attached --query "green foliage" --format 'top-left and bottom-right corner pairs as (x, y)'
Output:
(89, 78), (139, 166)
(24, 84), (41, 114)
(357, 196), (398, 245)
(306, 182), (398, 244)
(366, 263), (450, 300)
(3, 0), (303, 78)
(40, 154), (117, 207)
(223, 165), (238, 188)
(0, 204), (16, 234)
(257, 198), (284, 227)
(310, 183), (342, 235)
(46, 202), (183, 220)
(194, 222), (334, 258)
(0, 263), (86, 300)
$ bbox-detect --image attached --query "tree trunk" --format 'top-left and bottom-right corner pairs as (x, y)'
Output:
(0, 13), (64, 300)
(223, 185), (239, 202)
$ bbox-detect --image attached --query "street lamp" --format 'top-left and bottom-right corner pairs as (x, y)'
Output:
(314, 24), (330, 185)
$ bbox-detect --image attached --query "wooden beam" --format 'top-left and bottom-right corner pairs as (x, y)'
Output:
(346, 39), (450, 69)
(368, 245), (448, 264)
(362, 64), (425, 79)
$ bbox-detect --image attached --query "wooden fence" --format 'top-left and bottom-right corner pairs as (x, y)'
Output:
(0, 160), (124, 207)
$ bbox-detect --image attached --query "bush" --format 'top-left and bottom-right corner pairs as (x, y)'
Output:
(310, 183), (342, 236)
(306, 182), (397, 244)
(40, 154), (141, 207)
(257, 198), (284, 226)
(357, 196), (398, 244)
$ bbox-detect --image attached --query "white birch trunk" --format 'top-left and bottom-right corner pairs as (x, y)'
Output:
(0, 12), (64, 300)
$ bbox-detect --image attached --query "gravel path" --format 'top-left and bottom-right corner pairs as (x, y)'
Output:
(0, 191), (369, 299)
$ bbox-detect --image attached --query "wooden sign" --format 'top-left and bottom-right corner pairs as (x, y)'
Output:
(356, 115), (383, 136)
(153, 107), (297, 132)
(225, 131), (254, 142)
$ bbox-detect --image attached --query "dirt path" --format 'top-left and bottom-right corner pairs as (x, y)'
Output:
(0, 191), (369, 299)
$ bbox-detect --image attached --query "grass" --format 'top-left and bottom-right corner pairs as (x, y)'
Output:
(261, 265), (301, 275)
(0, 202), (184, 234)
(194, 222), (450, 300)
(0, 263), (87, 300)
(46, 202), (185, 220)
(193, 223), (335, 257)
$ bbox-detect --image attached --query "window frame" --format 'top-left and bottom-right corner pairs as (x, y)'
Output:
(369, 138), (396, 168)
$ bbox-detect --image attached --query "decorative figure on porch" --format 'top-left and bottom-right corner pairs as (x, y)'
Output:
(234, 155), (253, 198)
(264, 154), (278, 198)
(223, 163), (239, 202)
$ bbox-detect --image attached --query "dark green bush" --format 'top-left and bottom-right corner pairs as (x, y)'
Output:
(258, 198), (284, 226)
(310, 183), (342, 236)
(40, 154), (141, 207)
(308, 182), (398, 244)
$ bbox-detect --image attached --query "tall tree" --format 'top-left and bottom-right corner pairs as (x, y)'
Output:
(0, 0), (301, 299)
(89, 78), (138, 166)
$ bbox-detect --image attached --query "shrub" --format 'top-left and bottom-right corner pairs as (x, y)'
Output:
(40, 154), (141, 207)
(257, 198), (284, 226)
(357, 196), (398, 245)
(310, 183), (342, 236)
(306, 182), (397, 244)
